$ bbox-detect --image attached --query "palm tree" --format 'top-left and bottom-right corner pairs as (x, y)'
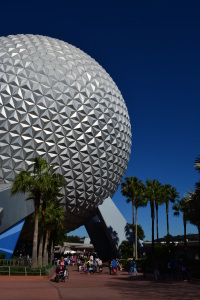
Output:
(121, 177), (144, 258)
(162, 184), (179, 236)
(154, 184), (163, 240)
(50, 221), (68, 264)
(38, 170), (65, 266)
(194, 155), (200, 172)
(43, 200), (65, 265)
(37, 165), (53, 267)
(192, 155), (200, 253)
(10, 157), (50, 267)
(187, 190), (200, 254)
(134, 189), (147, 259)
(10, 157), (65, 267)
(173, 196), (190, 249)
(145, 179), (161, 255)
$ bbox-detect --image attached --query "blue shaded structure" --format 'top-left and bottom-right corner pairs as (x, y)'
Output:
(0, 184), (34, 258)
(0, 188), (141, 260)
(0, 219), (25, 259)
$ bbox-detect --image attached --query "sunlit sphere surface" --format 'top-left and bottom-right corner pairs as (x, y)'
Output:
(0, 34), (131, 229)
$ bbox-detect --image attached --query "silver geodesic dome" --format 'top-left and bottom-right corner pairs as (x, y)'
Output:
(0, 34), (132, 229)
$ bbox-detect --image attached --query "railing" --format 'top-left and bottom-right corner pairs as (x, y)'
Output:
(0, 265), (55, 276)
(46, 265), (54, 275)
(0, 266), (45, 276)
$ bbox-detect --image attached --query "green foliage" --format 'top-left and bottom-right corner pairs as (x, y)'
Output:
(50, 225), (68, 246)
(10, 157), (66, 267)
(187, 191), (200, 229)
(44, 200), (65, 229)
(0, 259), (18, 266)
(162, 184), (179, 207)
(0, 253), (6, 259)
(121, 177), (146, 206)
(0, 266), (49, 276)
(133, 224), (145, 240)
(145, 179), (162, 218)
(121, 176), (146, 258)
(118, 258), (149, 272)
(173, 197), (190, 220)
(125, 223), (145, 240)
(118, 259), (130, 271)
(154, 242), (176, 261)
(119, 240), (133, 259)
(65, 235), (82, 243)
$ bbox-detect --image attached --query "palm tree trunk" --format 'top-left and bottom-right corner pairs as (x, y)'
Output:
(156, 203), (159, 240)
(132, 199), (135, 258)
(183, 217), (187, 251)
(135, 207), (138, 260)
(31, 197), (40, 268)
(38, 200), (46, 266)
(38, 233), (43, 267)
(50, 241), (54, 265)
(166, 202), (169, 235)
(151, 200), (155, 256)
(43, 229), (50, 266)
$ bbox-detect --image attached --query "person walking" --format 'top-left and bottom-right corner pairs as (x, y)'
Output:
(98, 258), (103, 273)
(77, 256), (81, 272)
(86, 259), (90, 274)
(111, 259), (117, 275)
(129, 260), (134, 275)
(133, 260), (137, 276)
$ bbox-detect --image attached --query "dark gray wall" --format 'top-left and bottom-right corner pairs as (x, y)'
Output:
(0, 187), (34, 234)
(85, 197), (128, 260)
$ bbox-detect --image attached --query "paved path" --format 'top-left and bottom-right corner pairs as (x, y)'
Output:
(0, 266), (200, 300)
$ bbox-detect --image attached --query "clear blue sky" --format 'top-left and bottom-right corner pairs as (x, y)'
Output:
(1, 1), (200, 240)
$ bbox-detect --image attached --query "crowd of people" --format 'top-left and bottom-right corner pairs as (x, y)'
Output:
(54, 253), (127, 277)
(54, 252), (103, 275)
(52, 253), (191, 282)
(154, 258), (189, 281)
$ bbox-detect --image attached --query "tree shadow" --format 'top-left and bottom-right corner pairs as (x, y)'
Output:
(125, 223), (133, 243)
(104, 276), (200, 298)
(108, 226), (119, 247)
(124, 223), (143, 248)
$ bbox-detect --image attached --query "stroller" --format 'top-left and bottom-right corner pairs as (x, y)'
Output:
(113, 267), (117, 275)
(55, 265), (68, 282)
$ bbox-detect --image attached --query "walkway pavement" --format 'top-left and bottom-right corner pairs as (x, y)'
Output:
(0, 266), (200, 300)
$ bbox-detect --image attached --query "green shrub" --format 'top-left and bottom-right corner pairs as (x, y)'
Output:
(119, 241), (133, 259)
(0, 266), (49, 276)
(118, 258), (148, 272)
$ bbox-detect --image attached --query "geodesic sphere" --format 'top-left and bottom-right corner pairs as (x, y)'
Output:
(0, 34), (131, 226)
